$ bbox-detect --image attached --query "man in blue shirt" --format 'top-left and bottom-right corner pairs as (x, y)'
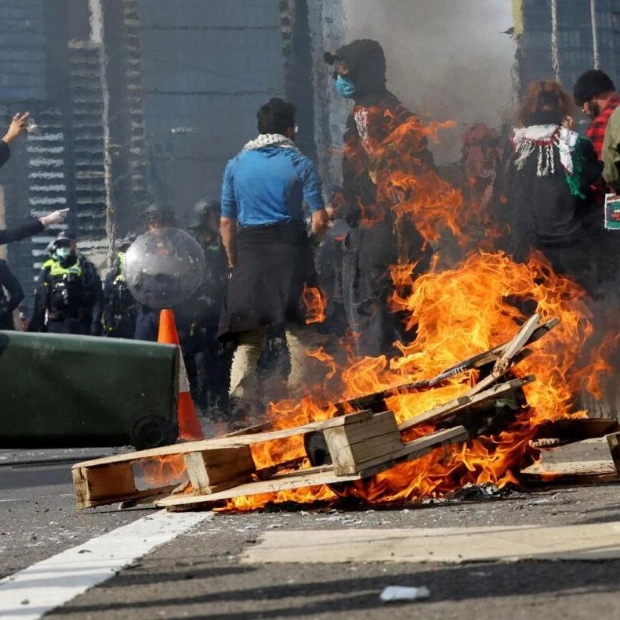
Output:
(219, 98), (328, 418)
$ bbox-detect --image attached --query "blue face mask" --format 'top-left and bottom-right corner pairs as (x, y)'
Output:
(55, 247), (73, 260)
(335, 74), (356, 99)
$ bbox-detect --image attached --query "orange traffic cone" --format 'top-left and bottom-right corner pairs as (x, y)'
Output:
(157, 309), (204, 441)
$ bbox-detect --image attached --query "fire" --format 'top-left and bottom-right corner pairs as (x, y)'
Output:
(221, 246), (601, 511)
(146, 106), (613, 512)
(302, 285), (327, 325)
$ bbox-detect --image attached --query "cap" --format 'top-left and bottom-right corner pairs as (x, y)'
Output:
(53, 232), (76, 247)
(574, 69), (616, 106)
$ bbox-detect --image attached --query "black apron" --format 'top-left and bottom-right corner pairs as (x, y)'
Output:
(218, 221), (318, 340)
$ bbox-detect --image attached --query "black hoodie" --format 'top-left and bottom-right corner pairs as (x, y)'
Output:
(327, 39), (434, 233)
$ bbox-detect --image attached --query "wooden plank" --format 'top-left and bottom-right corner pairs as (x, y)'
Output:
(492, 314), (540, 377)
(157, 427), (468, 511)
(72, 413), (378, 471)
(398, 376), (535, 432)
(73, 462), (138, 509)
(183, 446), (255, 494)
(606, 432), (620, 473)
(333, 316), (556, 416)
(520, 460), (620, 485)
(157, 467), (360, 509)
(323, 411), (403, 475)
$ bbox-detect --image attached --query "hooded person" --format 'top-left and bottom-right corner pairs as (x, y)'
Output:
(325, 39), (435, 358)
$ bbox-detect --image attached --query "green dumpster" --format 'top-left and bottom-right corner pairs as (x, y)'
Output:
(0, 331), (179, 449)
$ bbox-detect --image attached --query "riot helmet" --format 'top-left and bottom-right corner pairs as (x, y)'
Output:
(143, 203), (177, 230)
(188, 198), (220, 230)
(117, 232), (138, 251)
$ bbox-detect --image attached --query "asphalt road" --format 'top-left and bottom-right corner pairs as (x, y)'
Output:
(2, 443), (620, 619)
(0, 447), (143, 580)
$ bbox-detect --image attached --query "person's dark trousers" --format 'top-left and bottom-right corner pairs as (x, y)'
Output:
(107, 316), (135, 339)
(191, 324), (233, 416)
(134, 307), (159, 341)
(0, 313), (14, 330)
(47, 318), (86, 335)
(342, 221), (399, 359)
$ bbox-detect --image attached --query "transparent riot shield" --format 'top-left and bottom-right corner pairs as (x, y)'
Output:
(124, 228), (205, 309)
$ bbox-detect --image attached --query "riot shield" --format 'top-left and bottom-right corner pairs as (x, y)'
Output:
(124, 228), (206, 309)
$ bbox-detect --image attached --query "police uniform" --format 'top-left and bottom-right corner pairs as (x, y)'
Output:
(29, 239), (103, 335)
(103, 250), (137, 339)
(176, 199), (231, 415)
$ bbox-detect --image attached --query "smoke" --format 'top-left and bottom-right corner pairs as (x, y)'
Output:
(343, 0), (515, 163)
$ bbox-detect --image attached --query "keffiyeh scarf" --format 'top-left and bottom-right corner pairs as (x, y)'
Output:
(243, 133), (299, 152)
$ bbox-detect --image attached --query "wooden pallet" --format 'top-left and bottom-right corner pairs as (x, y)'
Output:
(156, 426), (468, 511)
(72, 410), (469, 510)
(72, 315), (552, 511)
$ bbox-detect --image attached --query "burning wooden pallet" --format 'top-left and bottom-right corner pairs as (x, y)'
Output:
(72, 314), (553, 511)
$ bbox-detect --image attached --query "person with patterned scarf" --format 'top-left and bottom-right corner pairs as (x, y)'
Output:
(325, 39), (435, 359)
(503, 80), (602, 294)
(218, 98), (328, 418)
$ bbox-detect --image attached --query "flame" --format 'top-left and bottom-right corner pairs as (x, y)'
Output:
(139, 454), (187, 489)
(302, 285), (327, 325)
(153, 107), (614, 511)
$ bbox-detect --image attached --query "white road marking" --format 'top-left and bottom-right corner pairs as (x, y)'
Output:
(0, 509), (210, 620)
(0, 493), (74, 504)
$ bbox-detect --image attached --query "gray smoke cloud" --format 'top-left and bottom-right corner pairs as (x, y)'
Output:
(343, 0), (516, 163)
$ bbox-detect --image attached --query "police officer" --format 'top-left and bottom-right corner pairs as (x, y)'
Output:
(134, 203), (178, 341)
(0, 259), (24, 330)
(28, 233), (103, 335)
(176, 198), (231, 416)
(103, 233), (138, 338)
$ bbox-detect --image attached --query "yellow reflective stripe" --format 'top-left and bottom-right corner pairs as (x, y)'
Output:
(47, 260), (83, 278)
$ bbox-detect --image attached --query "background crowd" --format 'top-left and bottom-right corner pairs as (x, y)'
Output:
(2, 40), (620, 427)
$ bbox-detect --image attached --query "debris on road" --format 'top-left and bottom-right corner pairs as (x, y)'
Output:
(379, 585), (431, 602)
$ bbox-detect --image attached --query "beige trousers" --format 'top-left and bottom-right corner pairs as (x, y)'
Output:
(229, 324), (313, 403)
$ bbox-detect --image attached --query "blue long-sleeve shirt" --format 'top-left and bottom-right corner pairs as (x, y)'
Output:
(221, 146), (324, 227)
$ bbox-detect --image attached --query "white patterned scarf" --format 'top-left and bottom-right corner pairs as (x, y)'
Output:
(512, 124), (578, 176)
(242, 133), (299, 152)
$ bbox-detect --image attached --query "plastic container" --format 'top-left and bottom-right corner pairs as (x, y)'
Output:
(0, 331), (179, 449)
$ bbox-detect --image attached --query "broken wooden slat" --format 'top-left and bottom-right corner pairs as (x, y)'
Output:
(520, 460), (620, 485)
(606, 432), (620, 473)
(334, 315), (554, 416)
(398, 376), (535, 432)
(492, 314), (540, 377)
(533, 419), (619, 445)
(323, 411), (403, 475)
(466, 317), (559, 371)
